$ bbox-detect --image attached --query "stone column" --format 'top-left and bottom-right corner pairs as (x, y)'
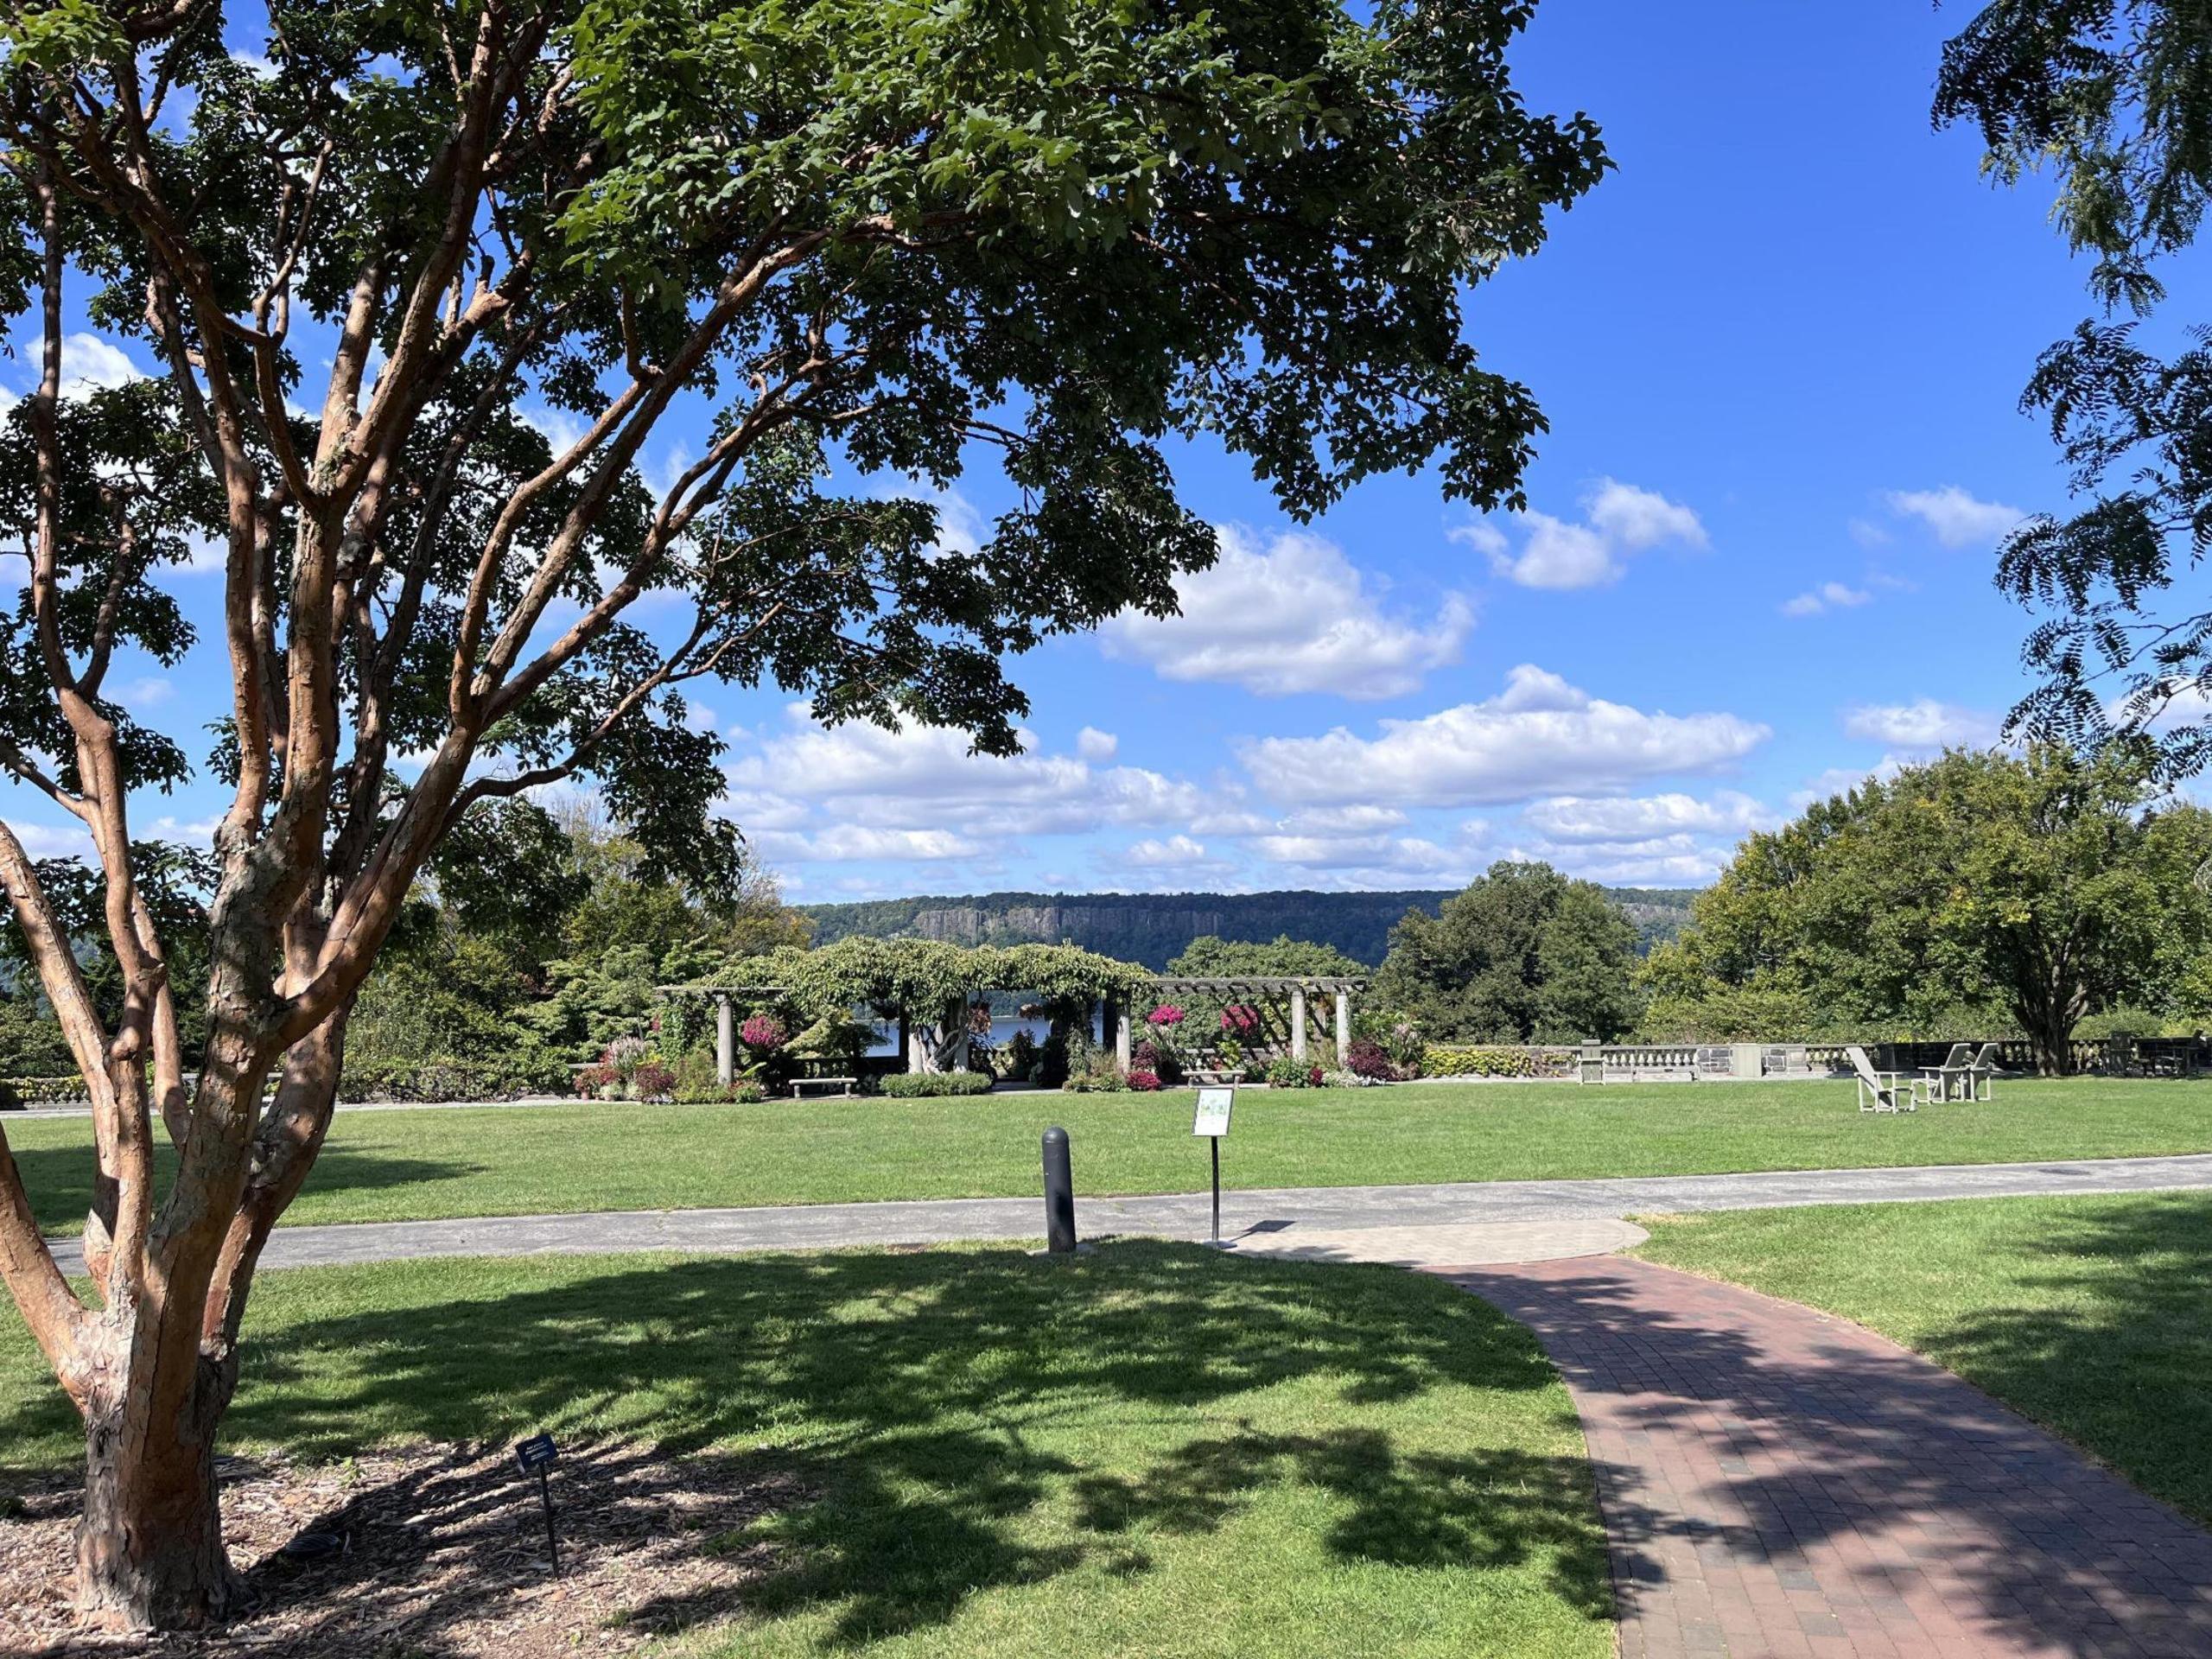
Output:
(948, 997), (970, 1073)
(1116, 1003), (1134, 1071)
(1334, 988), (1351, 1060)
(1290, 985), (1308, 1063)
(715, 995), (734, 1086)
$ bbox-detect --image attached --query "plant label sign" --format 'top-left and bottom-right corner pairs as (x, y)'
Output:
(1192, 1087), (1234, 1138)
(515, 1433), (558, 1473)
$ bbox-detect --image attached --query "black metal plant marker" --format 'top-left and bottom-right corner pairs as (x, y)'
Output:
(515, 1433), (561, 1576)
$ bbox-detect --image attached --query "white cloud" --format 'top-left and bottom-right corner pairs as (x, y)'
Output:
(520, 406), (591, 456)
(1780, 581), (1871, 618)
(1445, 520), (1508, 556)
(1848, 518), (1891, 550)
(1586, 479), (1708, 551)
(1240, 664), (1767, 808)
(1251, 833), (1462, 874)
(1100, 525), (1472, 699)
(1523, 791), (1770, 843)
(1841, 699), (1999, 749)
(60, 334), (143, 397)
(1476, 479), (1707, 591)
(1075, 726), (1118, 762)
(1497, 512), (1618, 589)
(1, 819), (94, 860)
(748, 824), (985, 862)
(145, 813), (222, 843)
(1123, 834), (1209, 868)
(1885, 486), (2025, 550)
(726, 707), (1201, 842)
(1277, 804), (1408, 834)
(119, 675), (174, 707)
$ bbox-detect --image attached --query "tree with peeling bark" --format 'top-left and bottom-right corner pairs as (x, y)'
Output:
(0, 0), (1605, 1629)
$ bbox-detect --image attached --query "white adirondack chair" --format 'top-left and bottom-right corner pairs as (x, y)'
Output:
(1964, 1043), (2005, 1102)
(1920, 1042), (1975, 1103)
(1847, 1045), (1920, 1114)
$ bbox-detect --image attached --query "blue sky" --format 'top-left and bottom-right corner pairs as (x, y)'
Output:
(3, 2), (2184, 902)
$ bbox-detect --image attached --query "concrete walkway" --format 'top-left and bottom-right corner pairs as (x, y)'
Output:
(1442, 1256), (2212, 1658)
(43, 1151), (2212, 1275)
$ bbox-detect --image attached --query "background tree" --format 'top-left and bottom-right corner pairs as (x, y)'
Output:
(1165, 934), (1369, 978)
(0, 0), (1606, 1626)
(1936, 2), (2212, 767)
(1374, 861), (1641, 1043)
(1644, 747), (2212, 1070)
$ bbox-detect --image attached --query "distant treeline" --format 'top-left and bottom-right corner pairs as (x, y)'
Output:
(798, 887), (1700, 969)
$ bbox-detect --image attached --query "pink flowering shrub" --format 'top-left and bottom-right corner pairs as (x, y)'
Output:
(1220, 1004), (1260, 1036)
(1147, 1004), (1186, 1027)
(740, 1014), (787, 1051)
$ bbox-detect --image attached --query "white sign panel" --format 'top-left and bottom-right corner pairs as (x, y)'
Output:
(1192, 1086), (1234, 1138)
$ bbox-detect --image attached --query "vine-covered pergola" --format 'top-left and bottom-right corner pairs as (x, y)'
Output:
(662, 938), (1155, 1081)
(1145, 976), (1365, 1067)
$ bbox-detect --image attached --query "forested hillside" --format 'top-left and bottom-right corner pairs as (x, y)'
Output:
(800, 887), (1698, 969)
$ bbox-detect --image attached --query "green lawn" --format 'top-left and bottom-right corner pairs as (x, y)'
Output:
(7, 1077), (2212, 1235)
(1635, 1191), (2212, 1526)
(0, 1242), (1609, 1658)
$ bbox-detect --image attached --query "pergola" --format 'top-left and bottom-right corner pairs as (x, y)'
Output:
(1128, 976), (1365, 1069)
(659, 937), (1157, 1084)
(659, 949), (1365, 1084)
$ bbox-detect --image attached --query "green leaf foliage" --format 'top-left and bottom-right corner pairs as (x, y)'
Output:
(1643, 746), (2212, 1070)
(1373, 861), (1642, 1044)
(1166, 934), (1368, 978)
(677, 935), (1154, 1024)
(1935, 3), (2212, 771)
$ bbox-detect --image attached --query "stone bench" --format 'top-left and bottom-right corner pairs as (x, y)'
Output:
(790, 1076), (858, 1099)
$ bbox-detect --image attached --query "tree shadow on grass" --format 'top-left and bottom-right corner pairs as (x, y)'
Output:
(1898, 1190), (2212, 1527)
(2, 1241), (1611, 1651)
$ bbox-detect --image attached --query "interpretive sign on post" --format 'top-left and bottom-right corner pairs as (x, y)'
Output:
(1192, 1087), (1234, 1243)
(515, 1433), (562, 1576)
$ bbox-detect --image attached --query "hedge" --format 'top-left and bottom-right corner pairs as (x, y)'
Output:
(2, 1076), (91, 1107)
(1420, 1044), (1548, 1078)
(337, 1056), (569, 1103)
(877, 1070), (995, 1098)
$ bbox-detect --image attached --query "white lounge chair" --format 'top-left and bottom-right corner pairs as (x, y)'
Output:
(1847, 1045), (1921, 1114)
(1964, 1043), (2004, 1101)
(1919, 1042), (1975, 1103)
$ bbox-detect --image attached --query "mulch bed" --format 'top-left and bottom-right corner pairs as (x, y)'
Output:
(0, 1440), (802, 1657)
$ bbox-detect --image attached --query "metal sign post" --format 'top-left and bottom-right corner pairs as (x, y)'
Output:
(515, 1433), (561, 1575)
(1191, 1087), (1234, 1244)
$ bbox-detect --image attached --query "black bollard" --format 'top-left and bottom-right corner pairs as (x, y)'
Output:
(1042, 1126), (1077, 1253)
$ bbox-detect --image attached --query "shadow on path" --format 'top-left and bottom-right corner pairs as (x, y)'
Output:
(1446, 1257), (2212, 1658)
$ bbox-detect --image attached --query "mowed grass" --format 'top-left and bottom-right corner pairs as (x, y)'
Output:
(0, 1242), (1610, 1658)
(1635, 1191), (2212, 1525)
(7, 1077), (2212, 1234)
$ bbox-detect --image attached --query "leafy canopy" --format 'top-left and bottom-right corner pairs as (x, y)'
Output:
(1374, 861), (1640, 1044)
(0, 0), (1608, 899)
(1165, 934), (1370, 978)
(1936, 2), (2212, 771)
(1643, 746), (2212, 1066)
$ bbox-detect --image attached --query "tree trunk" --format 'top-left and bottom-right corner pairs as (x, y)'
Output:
(76, 1360), (237, 1629)
(2023, 1013), (2074, 1077)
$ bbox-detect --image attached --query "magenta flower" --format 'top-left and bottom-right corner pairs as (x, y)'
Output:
(1147, 1004), (1186, 1027)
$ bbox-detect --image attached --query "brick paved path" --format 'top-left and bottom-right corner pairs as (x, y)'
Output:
(1439, 1257), (2212, 1659)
